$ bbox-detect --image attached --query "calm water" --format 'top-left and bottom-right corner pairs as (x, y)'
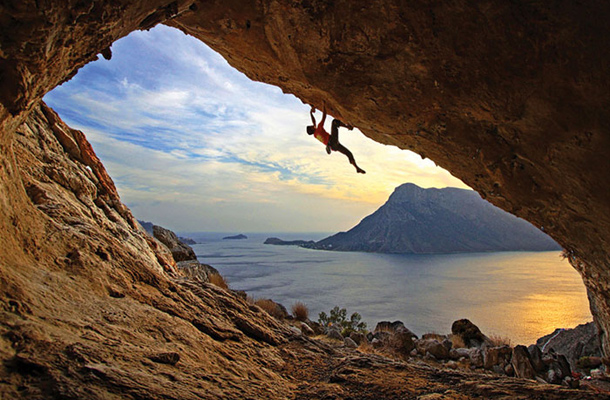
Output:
(188, 232), (592, 345)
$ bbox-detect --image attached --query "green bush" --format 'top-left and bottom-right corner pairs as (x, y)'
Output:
(318, 306), (367, 337)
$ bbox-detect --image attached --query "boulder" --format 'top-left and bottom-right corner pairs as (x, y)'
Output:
(535, 322), (601, 371)
(300, 322), (315, 337)
(556, 354), (572, 379)
(327, 328), (343, 341)
(373, 331), (391, 342)
(416, 339), (450, 360)
(527, 344), (546, 374)
(468, 348), (484, 368)
(450, 347), (471, 360)
(563, 376), (579, 389)
(546, 369), (561, 385)
(176, 260), (219, 283)
(153, 225), (197, 262)
(389, 330), (416, 355)
(451, 319), (488, 348)
(540, 349), (572, 384)
(511, 345), (536, 379)
(349, 331), (368, 345)
(374, 320), (402, 332)
(375, 321), (417, 338)
(483, 346), (512, 370)
(344, 337), (358, 348)
(308, 321), (324, 336)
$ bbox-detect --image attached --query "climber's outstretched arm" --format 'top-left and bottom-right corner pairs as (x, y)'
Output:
(310, 106), (317, 126)
(319, 102), (327, 127)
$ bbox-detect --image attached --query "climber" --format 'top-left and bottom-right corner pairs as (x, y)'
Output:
(306, 104), (366, 174)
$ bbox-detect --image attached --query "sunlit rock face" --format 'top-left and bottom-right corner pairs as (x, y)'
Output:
(0, 0), (610, 362)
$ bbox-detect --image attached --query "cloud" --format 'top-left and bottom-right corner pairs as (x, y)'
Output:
(44, 24), (469, 232)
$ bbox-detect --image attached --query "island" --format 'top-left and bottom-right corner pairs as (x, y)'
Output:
(264, 237), (315, 246)
(308, 183), (560, 254)
(223, 234), (248, 240)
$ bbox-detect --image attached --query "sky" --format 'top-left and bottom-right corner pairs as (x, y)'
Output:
(44, 25), (469, 233)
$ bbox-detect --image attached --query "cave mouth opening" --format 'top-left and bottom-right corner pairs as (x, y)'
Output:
(43, 24), (467, 233)
(39, 24), (592, 347)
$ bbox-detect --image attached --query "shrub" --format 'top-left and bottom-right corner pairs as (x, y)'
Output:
(208, 272), (228, 289)
(449, 334), (466, 349)
(422, 332), (446, 341)
(318, 306), (367, 337)
(291, 301), (309, 322)
(488, 334), (512, 347)
(255, 298), (285, 320)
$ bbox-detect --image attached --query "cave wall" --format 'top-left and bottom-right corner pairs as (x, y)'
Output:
(1, 100), (301, 398)
(1, 0), (610, 354)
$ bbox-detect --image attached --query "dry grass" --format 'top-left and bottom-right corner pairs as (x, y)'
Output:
(255, 298), (285, 319)
(208, 272), (229, 289)
(422, 332), (445, 341)
(449, 334), (466, 349)
(357, 341), (375, 354)
(291, 301), (309, 322)
(488, 334), (512, 347)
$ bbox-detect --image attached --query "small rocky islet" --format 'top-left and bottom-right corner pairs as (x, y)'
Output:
(223, 234), (248, 240)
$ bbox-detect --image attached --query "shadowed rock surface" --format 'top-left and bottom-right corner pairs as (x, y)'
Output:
(2, 1), (610, 398)
(153, 224), (197, 262)
(311, 183), (560, 253)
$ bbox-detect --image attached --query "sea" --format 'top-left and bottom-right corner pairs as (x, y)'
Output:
(185, 232), (592, 346)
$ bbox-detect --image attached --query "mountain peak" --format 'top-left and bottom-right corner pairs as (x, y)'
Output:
(313, 183), (560, 254)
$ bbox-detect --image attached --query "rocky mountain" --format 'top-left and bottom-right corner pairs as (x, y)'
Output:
(313, 184), (560, 253)
(138, 220), (154, 235)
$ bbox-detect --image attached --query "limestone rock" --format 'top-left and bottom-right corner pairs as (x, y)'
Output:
(300, 322), (315, 337)
(344, 337), (358, 349)
(512, 345), (536, 379)
(349, 331), (368, 345)
(527, 344), (547, 374)
(176, 260), (219, 283)
(327, 328), (343, 341)
(375, 320), (418, 339)
(468, 348), (484, 368)
(535, 322), (601, 371)
(451, 319), (489, 348)
(416, 339), (450, 360)
(483, 346), (513, 370)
